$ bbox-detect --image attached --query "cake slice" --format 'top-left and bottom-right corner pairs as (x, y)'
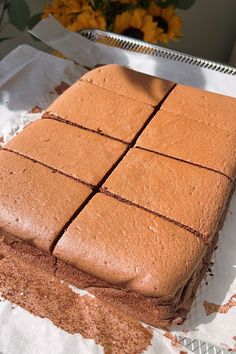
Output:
(161, 84), (236, 133)
(136, 110), (236, 180)
(0, 150), (91, 252)
(53, 192), (209, 326)
(81, 64), (175, 106)
(5, 119), (126, 186)
(53, 193), (206, 297)
(102, 148), (232, 241)
(46, 80), (153, 143)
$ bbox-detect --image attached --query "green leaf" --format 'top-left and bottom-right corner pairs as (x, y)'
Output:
(0, 36), (12, 42)
(175, 0), (195, 9)
(28, 12), (42, 30)
(8, 0), (30, 31)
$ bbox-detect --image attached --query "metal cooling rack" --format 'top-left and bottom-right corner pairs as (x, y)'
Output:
(80, 29), (235, 354)
(179, 337), (233, 354)
(80, 29), (236, 76)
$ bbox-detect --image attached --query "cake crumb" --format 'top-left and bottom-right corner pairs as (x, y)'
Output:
(28, 105), (42, 113)
(164, 331), (181, 347)
(203, 294), (236, 316)
(54, 81), (70, 95)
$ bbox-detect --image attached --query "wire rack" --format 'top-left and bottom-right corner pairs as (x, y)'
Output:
(80, 29), (235, 354)
(179, 337), (233, 354)
(79, 29), (236, 76)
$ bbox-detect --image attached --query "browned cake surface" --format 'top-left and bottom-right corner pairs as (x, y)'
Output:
(81, 64), (175, 106)
(5, 119), (126, 186)
(0, 150), (91, 252)
(46, 80), (154, 143)
(136, 110), (236, 180)
(54, 193), (206, 298)
(161, 84), (236, 133)
(102, 148), (232, 240)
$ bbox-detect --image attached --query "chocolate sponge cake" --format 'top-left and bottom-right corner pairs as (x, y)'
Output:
(0, 64), (235, 331)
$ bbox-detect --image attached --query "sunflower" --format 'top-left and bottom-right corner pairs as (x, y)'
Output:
(66, 0), (89, 14)
(43, 2), (73, 27)
(42, 0), (90, 27)
(114, 8), (162, 43)
(67, 6), (106, 32)
(148, 2), (182, 44)
(42, 4), (53, 18)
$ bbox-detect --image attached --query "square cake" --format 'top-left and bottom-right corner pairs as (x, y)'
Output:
(0, 64), (235, 330)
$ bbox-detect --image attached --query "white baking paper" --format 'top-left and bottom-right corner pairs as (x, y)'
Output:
(0, 45), (194, 354)
(0, 44), (87, 144)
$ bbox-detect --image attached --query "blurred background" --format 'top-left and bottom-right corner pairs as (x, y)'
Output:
(0, 0), (236, 65)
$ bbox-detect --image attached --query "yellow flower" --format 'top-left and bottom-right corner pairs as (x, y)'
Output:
(42, 1), (97, 29)
(148, 3), (182, 44)
(68, 6), (106, 32)
(114, 8), (163, 44)
(42, 1), (75, 26)
(66, 0), (89, 14)
(42, 4), (53, 19)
